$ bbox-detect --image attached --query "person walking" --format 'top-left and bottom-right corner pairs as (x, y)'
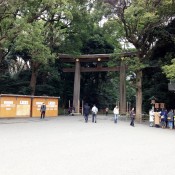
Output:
(160, 109), (167, 128)
(105, 107), (109, 116)
(113, 105), (119, 123)
(167, 109), (174, 129)
(83, 103), (90, 123)
(149, 109), (154, 127)
(130, 108), (135, 127)
(92, 104), (98, 123)
(40, 103), (46, 119)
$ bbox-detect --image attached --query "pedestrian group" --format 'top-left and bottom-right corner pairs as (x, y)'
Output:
(41, 102), (175, 130)
(83, 103), (136, 127)
(150, 108), (175, 129)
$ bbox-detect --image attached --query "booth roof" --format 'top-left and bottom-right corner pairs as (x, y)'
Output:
(0, 94), (59, 99)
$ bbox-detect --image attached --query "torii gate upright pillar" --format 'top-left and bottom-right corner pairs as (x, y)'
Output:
(73, 59), (80, 113)
(119, 59), (126, 114)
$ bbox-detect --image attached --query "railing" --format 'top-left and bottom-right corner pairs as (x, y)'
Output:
(137, 113), (149, 124)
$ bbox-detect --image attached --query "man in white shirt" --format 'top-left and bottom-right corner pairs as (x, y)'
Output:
(92, 104), (98, 123)
(113, 105), (119, 123)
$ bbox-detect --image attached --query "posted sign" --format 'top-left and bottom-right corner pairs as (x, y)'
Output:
(0, 97), (16, 117)
(16, 98), (31, 117)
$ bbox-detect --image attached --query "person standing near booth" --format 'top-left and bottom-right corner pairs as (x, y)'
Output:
(40, 103), (46, 119)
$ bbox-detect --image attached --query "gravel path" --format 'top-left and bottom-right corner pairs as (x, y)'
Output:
(0, 115), (175, 175)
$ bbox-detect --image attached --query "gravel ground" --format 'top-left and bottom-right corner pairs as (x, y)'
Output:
(0, 115), (175, 175)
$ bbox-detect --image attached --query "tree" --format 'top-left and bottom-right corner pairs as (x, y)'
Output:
(8, 0), (75, 95)
(14, 22), (54, 95)
(101, 0), (175, 120)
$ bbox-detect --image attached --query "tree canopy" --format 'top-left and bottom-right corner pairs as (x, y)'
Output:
(0, 0), (175, 113)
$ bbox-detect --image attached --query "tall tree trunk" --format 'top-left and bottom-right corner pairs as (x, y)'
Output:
(135, 70), (142, 121)
(30, 61), (40, 95)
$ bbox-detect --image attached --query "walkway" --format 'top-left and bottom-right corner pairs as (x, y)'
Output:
(0, 115), (175, 175)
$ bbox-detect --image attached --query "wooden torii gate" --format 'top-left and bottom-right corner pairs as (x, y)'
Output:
(59, 52), (136, 114)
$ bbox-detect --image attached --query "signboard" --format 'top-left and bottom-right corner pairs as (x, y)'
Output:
(151, 99), (155, 104)
(0, 97), (16, 117)
(32, 98), (58, 117)
(160, 103), (165, 109)
(32, 98), (46, 117)
(45, 98), (58, 117)
(155, 103), (159, 109)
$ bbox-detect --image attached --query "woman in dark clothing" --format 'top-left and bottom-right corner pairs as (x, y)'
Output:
(130, 108), (136, 127)
(160, 109), (167, 128)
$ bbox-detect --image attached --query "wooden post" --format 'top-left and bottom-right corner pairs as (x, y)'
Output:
(126, 102), (129, 113)
(82, 100), (84, 115)
(78, 99), (80, 113)
(118, 101), (119, 108)
(73, 59), (80, 113)
(119, 58), (126, 114)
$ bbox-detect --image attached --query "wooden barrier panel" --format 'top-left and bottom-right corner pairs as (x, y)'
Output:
(32, 98), (46, 117)
(0, 95), (32, 118)
(31, 97), (59, 117)
(0, 94), (59, 118)
(45, 98), (58, 117)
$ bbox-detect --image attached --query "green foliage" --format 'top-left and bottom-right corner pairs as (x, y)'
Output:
(0, 0), (175, 111)
(14, 22), (54, 64)
(125, 56), (147, 72)
(81, 34), (114, 54)
(162, 58), (175, 79)
(102, 19), (124, 49)
(142, 67), (175, 111)
(98, 73), (120, 108)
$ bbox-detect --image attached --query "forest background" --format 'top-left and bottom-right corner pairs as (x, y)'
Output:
(0, 0), (175, 115)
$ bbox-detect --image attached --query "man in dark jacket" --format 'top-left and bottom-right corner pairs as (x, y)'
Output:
(40, 103), (46, 119)
(167, 109), (174, 129)
(160, 109), (167, 128)
(83, 103), (90, 123)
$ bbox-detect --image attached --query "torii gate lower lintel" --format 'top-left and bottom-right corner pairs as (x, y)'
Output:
(59, 52), (136, 114)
